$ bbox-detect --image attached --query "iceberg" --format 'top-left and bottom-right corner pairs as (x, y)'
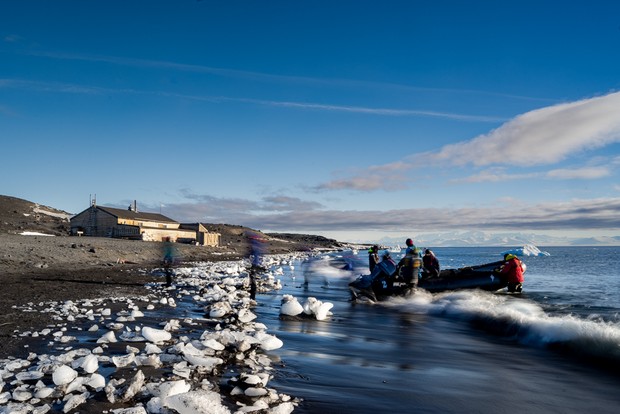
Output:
(501, 244), (550, 257)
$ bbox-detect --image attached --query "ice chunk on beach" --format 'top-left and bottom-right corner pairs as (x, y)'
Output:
(183, 353), (224, 370)
(202, 338), (225, 351)
(85, 373), (106, 390)
(315, 301), (334, 321)
(254, 332), (283, 351)
(270, 402), (296, 414)
(12, 389), (33, 402)
(35, 386), (54, 399)
(112, 353), (136, 368)
(97, 331), (117, 343)
(149, 379), (191, 400)
(244, 387), (268, 397)
(164, 390), (231, 414)
(52, 365), (78, 386)
(63, 392), (89, 413)
(280, 295), (303, 316)
(110, 407), (147, 414)
(80, 354), (99, 374)
(142, 326), (172, 343)
(144, 343), (163, 354)
(303, 297), (334, 321)
(238, 308), (257, 323)
(15, 371), (44, 381)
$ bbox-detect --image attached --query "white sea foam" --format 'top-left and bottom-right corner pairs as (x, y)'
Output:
(386, 289), (620, 356)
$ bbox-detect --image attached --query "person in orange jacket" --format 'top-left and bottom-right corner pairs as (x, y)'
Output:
(500, 253), (524, 293)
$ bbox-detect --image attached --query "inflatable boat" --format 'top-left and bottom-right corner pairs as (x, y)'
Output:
(349, 259), (512, 301)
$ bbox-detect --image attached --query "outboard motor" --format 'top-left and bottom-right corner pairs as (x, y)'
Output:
(349, 260), (397, 301)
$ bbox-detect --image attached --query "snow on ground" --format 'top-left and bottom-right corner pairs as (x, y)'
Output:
(33, 204), (72, 221)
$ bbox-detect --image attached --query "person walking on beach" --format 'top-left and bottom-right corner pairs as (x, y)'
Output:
(368, 245), (380, 272)
(247, 231), (266, 300)
(162, 237), (176, 286)
(500, 253), (524, 293)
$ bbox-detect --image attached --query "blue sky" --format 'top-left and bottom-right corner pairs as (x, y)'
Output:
(2, 0), (620, 242)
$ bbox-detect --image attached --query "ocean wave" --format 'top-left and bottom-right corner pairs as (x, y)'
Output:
(384, 290), (620, 365)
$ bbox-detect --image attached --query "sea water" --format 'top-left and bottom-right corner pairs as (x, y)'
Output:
(7, 246), (620, 413)
(257, 246), (620, 413)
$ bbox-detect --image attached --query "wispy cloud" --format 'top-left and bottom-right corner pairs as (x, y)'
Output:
(263, 101), (505, 122)
(451, 165), (612, 183)
(261, 196), (324, 211)
(546, 166), (611, 180)
(450, 169), (539, 184)
(3, 34), (23, 43)
(0, 78), (504, 122)
(0, 78), (117, 94)
(150, 191), (325, 222)
(24, 51), (555, 103)
(311, 174), (407, 192)
(153, 194), (620, 232)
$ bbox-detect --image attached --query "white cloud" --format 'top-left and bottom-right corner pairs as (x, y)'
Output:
(157, 193), (620, 233)
(249, 197), (620, 232)
(452, 165), (612, 183)
(311, 174), (407, 192)
(315, 91), (620, 192)
(450, 168), (539, 183)
(545, 166), (611, 180)
(432, 91), (620, 167)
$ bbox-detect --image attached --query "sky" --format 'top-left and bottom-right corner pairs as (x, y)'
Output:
(2, 0), (620, 243)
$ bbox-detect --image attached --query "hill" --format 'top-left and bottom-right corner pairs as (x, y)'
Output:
(0, 195), (347, 358)
(0, 195), (72, 236)
(0, 195), (346, 270)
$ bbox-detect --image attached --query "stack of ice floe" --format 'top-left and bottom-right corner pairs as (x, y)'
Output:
(279, 295), (334, 321)
(0, 253), (319, 413)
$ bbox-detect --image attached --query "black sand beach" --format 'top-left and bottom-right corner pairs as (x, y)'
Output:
(0, 195), (347, 359)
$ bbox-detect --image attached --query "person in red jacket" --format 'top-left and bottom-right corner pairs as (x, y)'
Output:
(500, 253), (524, 293)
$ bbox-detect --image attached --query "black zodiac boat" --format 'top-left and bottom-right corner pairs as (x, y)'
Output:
(349, 259), (516, 301)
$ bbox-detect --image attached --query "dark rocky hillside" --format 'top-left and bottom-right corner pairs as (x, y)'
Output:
(0, 195), (71, 235)
(0, 195), (346, 255)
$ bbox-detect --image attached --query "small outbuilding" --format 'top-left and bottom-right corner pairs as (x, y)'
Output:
(179, 223), (221, 247)
(70, 202), (220, 246)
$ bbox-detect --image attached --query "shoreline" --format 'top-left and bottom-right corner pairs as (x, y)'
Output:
(0, 233), (349, 360)
(0, 250), (311, 413)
